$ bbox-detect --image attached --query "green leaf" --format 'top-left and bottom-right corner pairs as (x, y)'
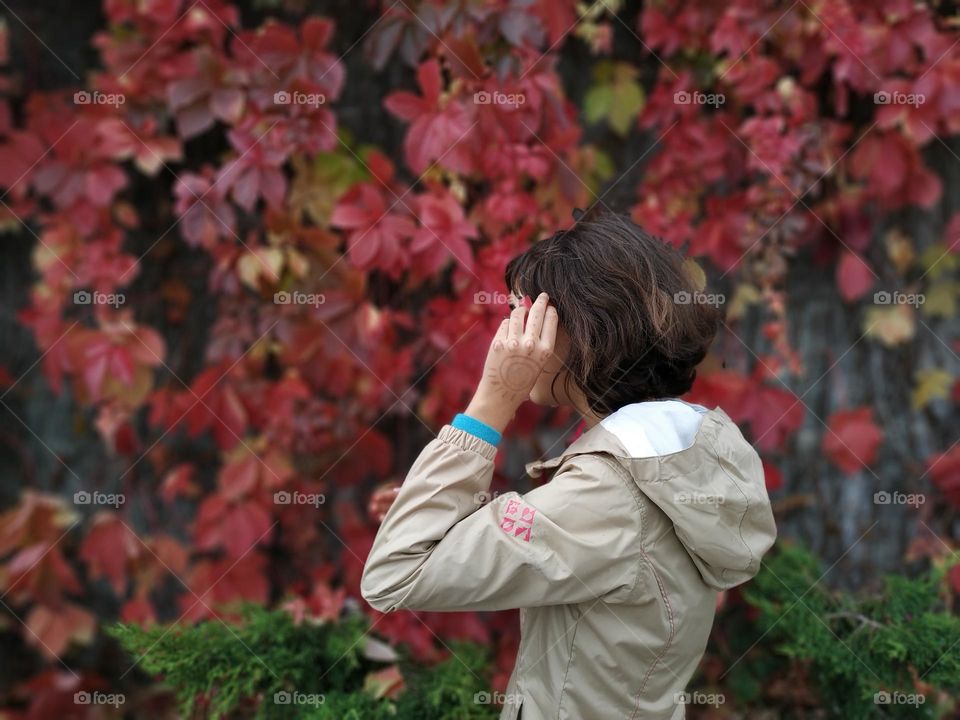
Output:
(608, 82), (645, 136)
(583, 62), (645, 135)
(584, 85), (614, 124)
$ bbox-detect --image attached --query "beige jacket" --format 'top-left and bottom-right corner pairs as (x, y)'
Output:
(361, 401), (777, 719)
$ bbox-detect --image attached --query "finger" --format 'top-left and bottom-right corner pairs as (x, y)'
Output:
(372, 486), (400, 502)
(522, 293), (549, 352)
(540, 303), (559, 356)
(370, 485), (400, 504)
(491, 317), (510, 351)
(382, 487), (401, 502)
(507, 302), (527, 345)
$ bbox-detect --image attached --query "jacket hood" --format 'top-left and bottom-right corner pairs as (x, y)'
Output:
(525, 401), (777, 590)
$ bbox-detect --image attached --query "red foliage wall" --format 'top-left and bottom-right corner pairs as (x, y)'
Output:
(0, 0), (958, 714)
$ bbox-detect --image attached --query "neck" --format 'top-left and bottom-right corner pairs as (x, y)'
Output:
(576, 400), (605, 430)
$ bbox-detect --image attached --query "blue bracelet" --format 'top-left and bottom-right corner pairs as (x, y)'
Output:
(451, 413), (502, 445)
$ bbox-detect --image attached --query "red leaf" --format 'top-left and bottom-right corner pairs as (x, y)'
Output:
(180, 553), (269, 622)
(121, 596), (157, 625)
(743, 383), (806, 452)
(161, 463), (200, 503)
(687, 371), (752, 423)
(78, 513), (140, 595)
(928, 445), (960, 507)
(221, 501), (272, 558)
(25, 603), (95, 659)
(382, 91), (425, 122)
(219, 448), (261, 500)
(761, 459), (784, 492)
(332, 184), (415, 276)
(948, 564), (960, 595)
(0, 491), (72, 557)
(823, 407), (884, 475)
(836, 251), (875, 302)
(4, 543), (81, 605)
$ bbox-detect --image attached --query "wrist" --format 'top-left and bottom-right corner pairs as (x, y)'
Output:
(464, 395), (516, 434)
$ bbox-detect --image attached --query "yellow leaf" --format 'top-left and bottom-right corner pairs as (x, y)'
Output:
(363, 665), (404, 700)
(918, 242), (958, 280)
(912, 368), (954, 410)
(237, 248), (284, 290)
(727, 283), (762, 321)
(776, 76), (798, 101)
(920, 279), (958, 319)
(286, 248), (309, 279)
(682, 258), (707, 292)
(884, 229), (915, 275)
(864, 304), (915, 346)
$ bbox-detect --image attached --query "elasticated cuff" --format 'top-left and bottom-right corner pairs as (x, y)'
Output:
(437, 424), (499, 460)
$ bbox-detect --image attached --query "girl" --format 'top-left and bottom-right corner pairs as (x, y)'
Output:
(362, 211), (777, 720)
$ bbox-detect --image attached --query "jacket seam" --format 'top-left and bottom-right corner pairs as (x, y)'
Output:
(629, 557), (676, 720)
(554, 605), (583, 719)
(590, 454), (677, 720)
(619, 455), (676, 720)
(705, 436), (755, 578)
(591, 454), (649, 601)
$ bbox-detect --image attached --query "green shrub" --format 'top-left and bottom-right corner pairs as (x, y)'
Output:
(109, 606), (498, 719)
(741, 543), (960, 719)
(110, 545), (960, 719)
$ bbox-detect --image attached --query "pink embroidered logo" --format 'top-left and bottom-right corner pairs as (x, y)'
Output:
(500, 498), (536, 542)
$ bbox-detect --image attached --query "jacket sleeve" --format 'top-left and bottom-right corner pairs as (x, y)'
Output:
(360, 424), (647, 612)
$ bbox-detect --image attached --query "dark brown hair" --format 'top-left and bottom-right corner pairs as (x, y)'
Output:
(504, 210), (722, 416)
